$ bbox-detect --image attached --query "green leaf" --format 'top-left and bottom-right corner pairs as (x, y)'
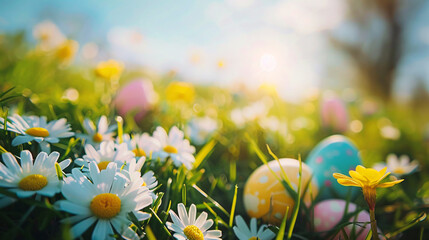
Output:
(386, 212), (427, 238)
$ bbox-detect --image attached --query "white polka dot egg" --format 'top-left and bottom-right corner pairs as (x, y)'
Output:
(243, 158), (318, 225)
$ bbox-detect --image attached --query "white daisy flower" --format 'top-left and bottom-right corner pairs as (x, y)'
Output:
(122, 159), (158, 200)
(0, 150), (70, 198)
(33, 20), (66, 51)
(119, 133), (161, 158)
(167, 203), (222, 240)
(152, 126), (196, 169)
(0, 114), (74, 152)
(57, 162), (153, 240)
(74, 141), (135, 171)
(186, 116), (218, 145)
(233, 215), (275, 240)
(79, 115), (117, 148)
(373, 154), (419, 176)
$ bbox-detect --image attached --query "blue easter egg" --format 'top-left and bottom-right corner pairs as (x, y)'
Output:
(306, 135), (362, 200)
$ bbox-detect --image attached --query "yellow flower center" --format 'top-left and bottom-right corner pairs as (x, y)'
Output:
(163, 145), (178, 154)
(92, 132), (103, 143)
(90, 193), (121, 219)
(393, 167), (406, 175)
(25, 127), (50, 137)
(132, 148), (146, 157)
(249, 237), (259, 240)
(183, 225), (204, 240)
(142, 181), (147, 187)
(97, 161), (111, 170)
(19, 174), (48, 191)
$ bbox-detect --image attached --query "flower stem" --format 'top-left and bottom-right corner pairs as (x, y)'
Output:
(369, 209), (380, 240)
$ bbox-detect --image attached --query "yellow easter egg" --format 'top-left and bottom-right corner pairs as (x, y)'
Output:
(243, 158), (318, 225)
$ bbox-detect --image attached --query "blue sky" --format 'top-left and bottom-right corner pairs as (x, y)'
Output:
(1, 0), (429, 101)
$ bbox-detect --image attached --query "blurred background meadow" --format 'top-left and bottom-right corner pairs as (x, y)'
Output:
(1, 0), (429, 239)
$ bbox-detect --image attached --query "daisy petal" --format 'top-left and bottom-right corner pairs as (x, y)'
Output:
(71, 216), (96, 238)
(92, 219), (114, 240)
(2, 153), (22, 175)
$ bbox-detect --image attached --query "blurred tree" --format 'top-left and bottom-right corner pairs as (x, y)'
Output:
(411, 80), (429, 109)
(331, 0), (426, 102)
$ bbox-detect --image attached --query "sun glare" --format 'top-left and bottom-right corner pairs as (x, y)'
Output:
(259, 53), (277, 72)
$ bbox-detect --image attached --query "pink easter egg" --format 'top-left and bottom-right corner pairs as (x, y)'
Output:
(313, 199), (383, 240)
(114, 79), (157, 121)
(321, 96), (349, 132)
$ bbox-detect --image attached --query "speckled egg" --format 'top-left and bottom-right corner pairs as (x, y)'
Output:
(306, 135), (361, 200)
(313, 199), (383, 240)
(243, 158), (318, 225)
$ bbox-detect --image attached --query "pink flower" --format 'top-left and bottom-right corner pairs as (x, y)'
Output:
(114, 79), (157, 121)
(321, 95), (348, 132)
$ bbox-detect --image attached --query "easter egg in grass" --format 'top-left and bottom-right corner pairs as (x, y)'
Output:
(306, 135), (361, 200)
(313, 199), (383, 240)
(243, 158), (318, 225)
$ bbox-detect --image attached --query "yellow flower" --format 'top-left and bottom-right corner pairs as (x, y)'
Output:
(95, 59), (124, 80)
(55, 40), (79, 64)
(165, 81), (195, 103)
(217, 60), (225, 69)
(333, 165), (403, 210)
(258, 82), (278, 96)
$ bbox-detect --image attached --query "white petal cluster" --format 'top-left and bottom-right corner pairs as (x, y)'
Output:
(58, 162), (152, 240)
(167, 203), (222, 240)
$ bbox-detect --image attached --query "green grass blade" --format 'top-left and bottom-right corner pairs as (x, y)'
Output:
(127, 212), (144, 235)
(385, 212), (427, 238)
(182, 184), (187, 205)
(266, 144), (292, 189)
(116, 116), (124, 143)
(192, 184), (229, 217)
(365, 229), (372, 240)
(0, 87), (16, 98)
(60, 137), (80, 161)
(276, 206), (289, 240)
(246, 133), (268, 165)
(230, 159), (236, 182)
(149, 208), (172, 237)
(0, 145), (8, 154)
(202, 202), (228, 227)
(145, 225), (157, 240)
(229, 185), (238, 227)
(55, 162), (63, 181)
(193, 139), (216, 169)
(287, 155), (303, 240)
